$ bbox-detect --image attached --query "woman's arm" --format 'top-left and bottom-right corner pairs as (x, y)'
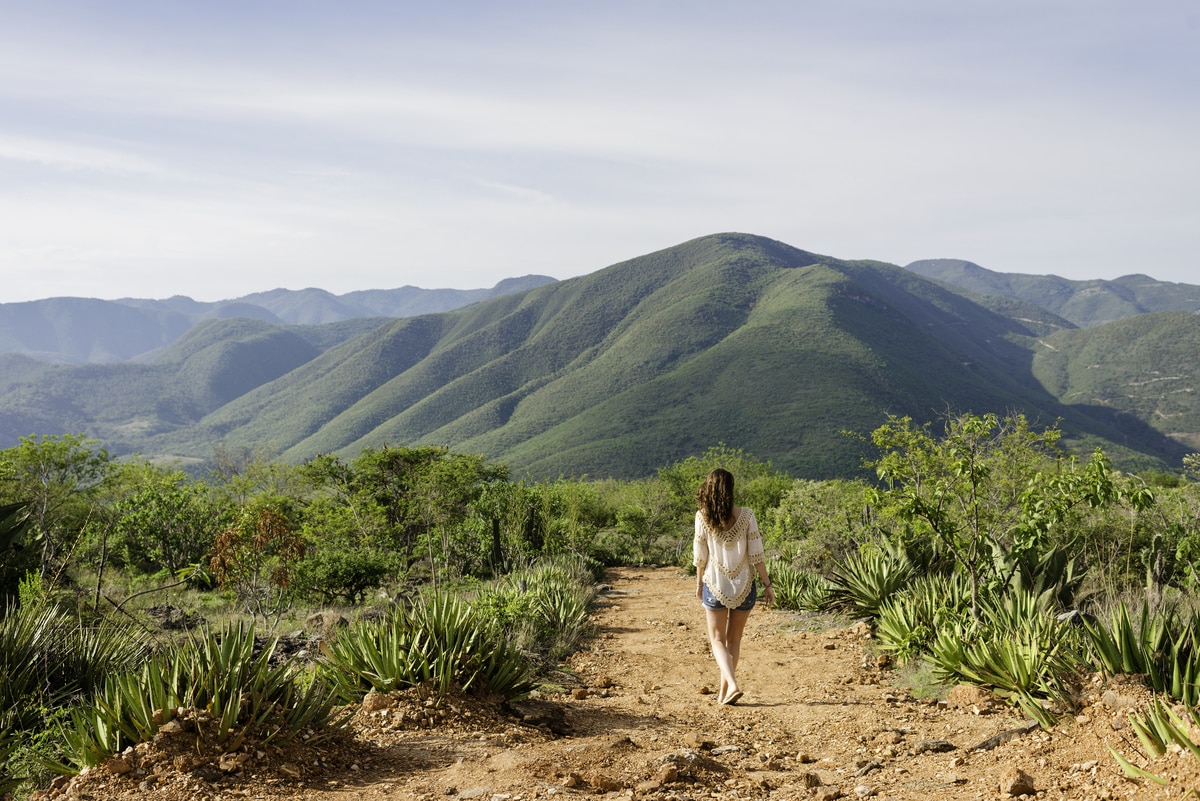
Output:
(755, 560), (775, 606)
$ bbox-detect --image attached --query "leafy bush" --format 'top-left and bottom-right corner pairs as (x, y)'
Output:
(292, 547), (395, 604)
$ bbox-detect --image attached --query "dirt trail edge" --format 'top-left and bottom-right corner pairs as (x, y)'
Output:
(50, 567), (1199, 800)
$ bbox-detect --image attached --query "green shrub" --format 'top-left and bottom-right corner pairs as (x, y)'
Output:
(292, 547), (395, 604)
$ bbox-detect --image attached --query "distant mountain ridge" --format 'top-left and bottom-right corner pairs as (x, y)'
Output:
(0, 275), (556, 364)
(904, 259), (1200, 327)
(1, 233), (1194, 479)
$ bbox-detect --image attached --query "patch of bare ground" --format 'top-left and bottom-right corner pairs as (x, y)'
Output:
(34, 567), (1200, 800)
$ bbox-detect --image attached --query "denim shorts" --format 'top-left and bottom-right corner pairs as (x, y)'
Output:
(701, 580), (757, 612)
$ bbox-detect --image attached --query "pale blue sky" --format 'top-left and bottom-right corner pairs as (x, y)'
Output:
(1, 1), (1197, 302)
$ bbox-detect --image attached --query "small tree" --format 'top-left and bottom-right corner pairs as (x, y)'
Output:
(868, 412), (1141, 616)
(0, 434), (112, 582)
(210, 502), (305, 626)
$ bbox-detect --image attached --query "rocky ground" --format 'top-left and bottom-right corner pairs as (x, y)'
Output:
(35, 566), (1200, 800)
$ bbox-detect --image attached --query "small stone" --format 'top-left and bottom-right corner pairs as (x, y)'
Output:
(570, 688), (589, 700)
(361, 691), (393, 713)
(584, 772), (623, 792)
(945, 684), (994, 709)
(157, 719), (184, 735)
(683, 731), (712, 749)
(853, 785), (874, 798)
(101, 756), (133, 775)
(998, 766), (1036, 797)
(799, 772), (823, 788)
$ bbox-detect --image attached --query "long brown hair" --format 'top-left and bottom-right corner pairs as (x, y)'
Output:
(696, 468), (735, 531)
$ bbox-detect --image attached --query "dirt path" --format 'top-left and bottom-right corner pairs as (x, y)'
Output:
(51, 567), (1200, 800)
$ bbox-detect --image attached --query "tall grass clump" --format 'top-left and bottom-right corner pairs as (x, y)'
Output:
(0, 728), (21, 795)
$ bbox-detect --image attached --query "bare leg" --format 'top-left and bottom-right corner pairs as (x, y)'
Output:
(725, 608), (752, 677)
(706, 608), (744, 702)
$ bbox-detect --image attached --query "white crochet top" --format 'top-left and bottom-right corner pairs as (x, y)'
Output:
(693, 507), (764, 608)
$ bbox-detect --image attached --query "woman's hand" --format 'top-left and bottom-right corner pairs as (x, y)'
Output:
(762, 585), (776, 607)
(696, 582), (704, 601)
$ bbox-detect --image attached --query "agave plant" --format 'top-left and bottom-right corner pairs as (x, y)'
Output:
(876, 572), (970, 664)
(0, 600), (152, 732)
(472, 554), (599, 660)
(324, 592), (535, 702)
(54, 622), (341, 771)
(827, 542), (916, 619)
(1085, 602), (1200, 707)
(927, 588), (1082, 727)
(1110, 697), (1200, 786)
(769, 562), (833, 613)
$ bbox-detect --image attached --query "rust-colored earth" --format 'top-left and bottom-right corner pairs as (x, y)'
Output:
(40, 567), (1200, 800)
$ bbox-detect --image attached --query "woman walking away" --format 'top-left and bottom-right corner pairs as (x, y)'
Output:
(693, 468), (774, 706)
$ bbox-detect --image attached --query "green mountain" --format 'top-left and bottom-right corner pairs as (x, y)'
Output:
(0, 276), (556, 364)
(1, 234), (1192, 478)
(1032, 311), (1200, 452)
(905, 259), (1200, 327)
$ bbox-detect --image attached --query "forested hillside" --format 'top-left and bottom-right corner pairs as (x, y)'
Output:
(1, 233), (1191, 478)
(0, 275), (555, 364)
(905, 258), (1200, 327)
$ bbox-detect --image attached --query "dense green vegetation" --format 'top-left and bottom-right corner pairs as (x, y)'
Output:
(2, 234), (1194, 479)
(5, 414), (1200, 793)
